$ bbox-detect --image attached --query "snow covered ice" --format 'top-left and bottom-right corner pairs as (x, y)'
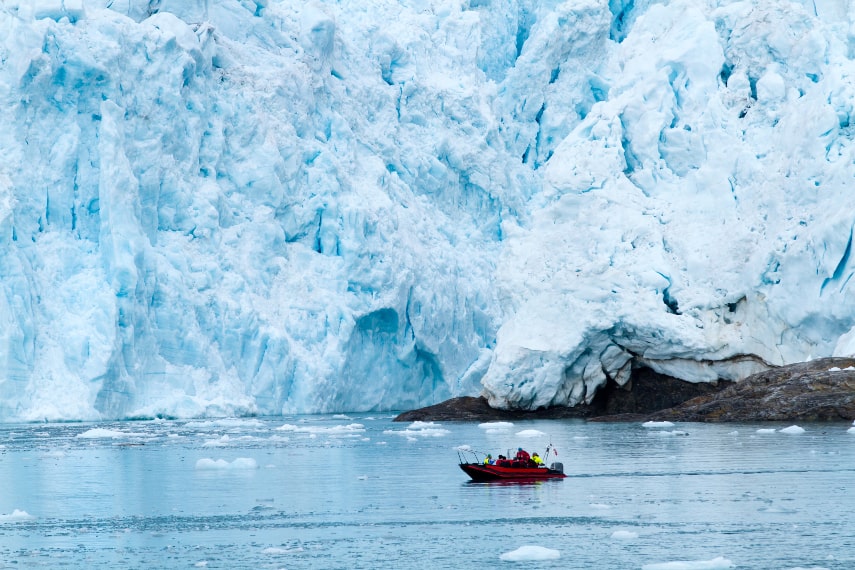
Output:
(2, 0), (855, 420)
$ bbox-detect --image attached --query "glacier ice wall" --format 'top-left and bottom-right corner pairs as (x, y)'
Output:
(0, 0), (854, 420)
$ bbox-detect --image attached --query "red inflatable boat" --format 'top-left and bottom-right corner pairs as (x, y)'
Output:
(459, 459), (566, 481)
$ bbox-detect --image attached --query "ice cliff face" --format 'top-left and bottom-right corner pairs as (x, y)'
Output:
(0, 0), (853, 420)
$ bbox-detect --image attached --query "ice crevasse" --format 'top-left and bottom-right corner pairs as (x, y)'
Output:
(0, 0), (853, 421)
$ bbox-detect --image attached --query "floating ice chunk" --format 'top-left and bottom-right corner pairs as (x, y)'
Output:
(455, 445), (473, 451)
(641, 556), (734, 569)
(184, 419), (265, 429)
(516, 429), (546, 438)
(479, 422), (514, 429)
(756, 429), (777, 434)
(643, 421), (675, 428)
(195, 458), (258, 470)
(828, 367), (841, 372)
(610, 530), (638, 540)
(76, 428), (147, 439)
(262, 547), (304, 555)
(0, 510), (35, 522)
(780, 425), (805, 434)
(203, 435), (232, 447)
(847, 426), (855, 434)
(499, 545), (560, 561)
(276, 423), (366, 435)
(383, 422), (450, 438)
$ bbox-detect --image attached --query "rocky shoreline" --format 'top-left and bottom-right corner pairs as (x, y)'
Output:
(394, 357), (855, 423)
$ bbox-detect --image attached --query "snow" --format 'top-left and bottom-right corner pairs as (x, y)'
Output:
(642, 557), (734, 570)
(194, 457), (258, 470)
(499, 545), (561, 562)
(1, 0), (855, 419)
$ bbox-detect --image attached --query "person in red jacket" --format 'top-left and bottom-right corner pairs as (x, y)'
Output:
(515, 447), (530, 466)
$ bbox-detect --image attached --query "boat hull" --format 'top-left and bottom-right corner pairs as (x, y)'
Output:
(459, 462), (566, 481)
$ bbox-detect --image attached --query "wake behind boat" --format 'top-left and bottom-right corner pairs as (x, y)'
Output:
(458, 445), (566, 481)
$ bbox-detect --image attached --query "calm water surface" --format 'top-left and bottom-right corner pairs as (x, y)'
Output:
(0, 416), (852, 569)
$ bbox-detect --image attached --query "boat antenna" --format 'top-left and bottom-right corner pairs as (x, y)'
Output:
(544, 438), (554, 463)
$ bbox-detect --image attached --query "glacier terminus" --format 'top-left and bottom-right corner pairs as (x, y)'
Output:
(1, 0), (855, 421)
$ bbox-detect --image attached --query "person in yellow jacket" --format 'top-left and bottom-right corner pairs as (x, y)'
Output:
(532, 452), (543, 465)
(483, 454), (494, 465)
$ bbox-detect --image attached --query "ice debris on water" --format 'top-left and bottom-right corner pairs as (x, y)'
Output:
(641, 556), (734, 570)
(0, 510), (36, 523)
(194, 458), (258, 470)
(499, 545), (561, 562)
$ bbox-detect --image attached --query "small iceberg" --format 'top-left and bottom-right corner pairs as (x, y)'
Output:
(780, 425), (805, 434)
(479, 422), (514, 430)
(0, 509), (35, 523)
(76, 428), (147, 439)
(515, 429), (546, 437)
(642, 556), (734, 569)
(195, 458), (258, 470)
(643, 421), (675, 428)
(499, 545), (560, 561)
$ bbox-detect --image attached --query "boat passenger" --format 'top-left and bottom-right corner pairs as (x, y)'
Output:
(532, 452), (543, 466)
(515, 448), (530, 465)
(483, 454), (494, 465)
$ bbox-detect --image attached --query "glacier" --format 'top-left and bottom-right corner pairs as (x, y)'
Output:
(0, 0), (853, 421)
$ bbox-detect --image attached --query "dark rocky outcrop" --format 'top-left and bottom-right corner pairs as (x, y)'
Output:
(395, 358), (855, 423)
(641, 357), (855, 422)
(394, 366), (730, 422)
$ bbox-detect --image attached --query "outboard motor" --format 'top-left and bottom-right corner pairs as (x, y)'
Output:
(550, 462), (564, 474)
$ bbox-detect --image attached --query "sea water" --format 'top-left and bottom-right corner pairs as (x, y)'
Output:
(0, 416), (853, 569)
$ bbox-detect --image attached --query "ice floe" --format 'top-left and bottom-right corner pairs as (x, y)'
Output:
(383, 422), (450, 438)
(76, 428), (148, 439)
(515, 429), (546, 438)
(499, 545), (561, 561)
(0, 509), (35, 523)
(643, 421), (675, 428)
(194, 458), (258, 470)
(642, 556), (734, 569)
